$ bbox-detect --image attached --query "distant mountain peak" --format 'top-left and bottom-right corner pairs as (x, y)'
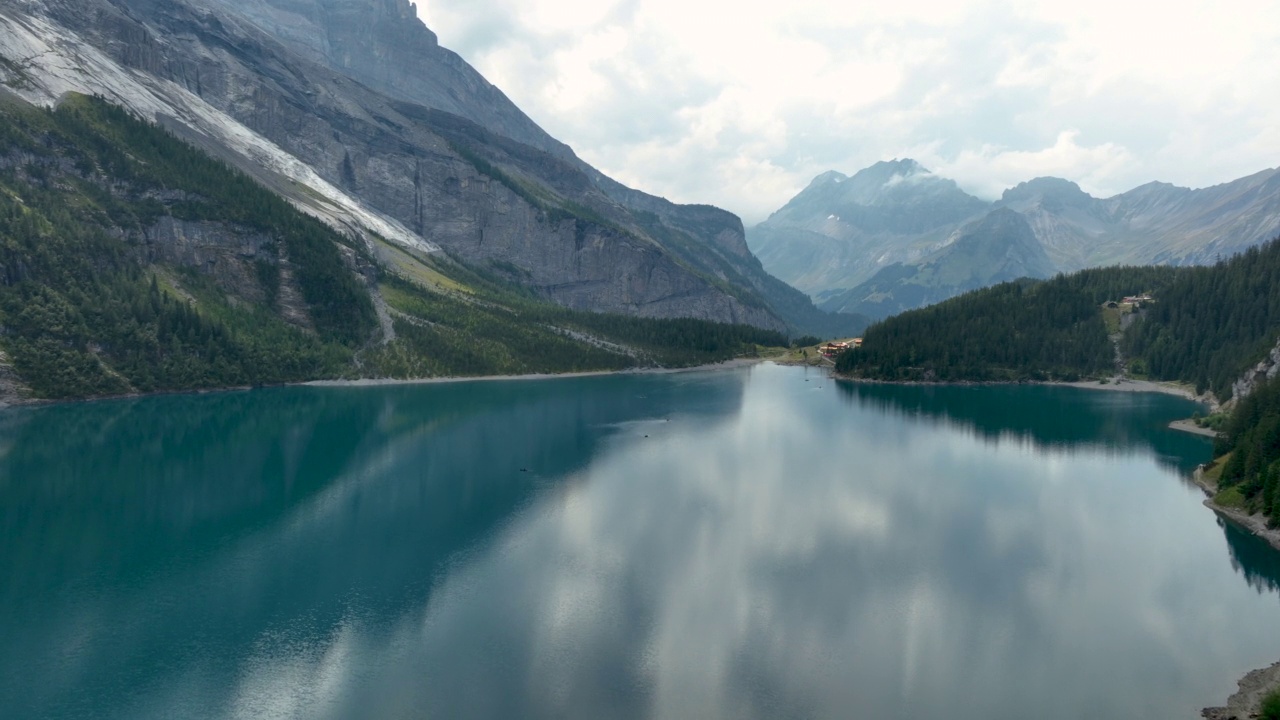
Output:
(808, 170), (849, 188)
(885, 158), (927, 173)
(1135, 180), (1181, 191)
(849, 158), (930, 187)
(754, 157), (1280, 320)
(1001, 177), (1092, 203)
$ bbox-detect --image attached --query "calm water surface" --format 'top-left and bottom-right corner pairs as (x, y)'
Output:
(2, 363), (1279, 719)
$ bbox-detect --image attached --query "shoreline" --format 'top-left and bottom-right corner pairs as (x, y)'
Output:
(1193, 465), (1280, 718)
(0, 357), (768, 409)
(1048, 377), (1214, 407)
(302, 357), (765, 389)
(7, 359), (1274, 714)
(1169, 418), (1220, 438)
(1192, 467), (1280, 554)
(832, 374), (1216, 408)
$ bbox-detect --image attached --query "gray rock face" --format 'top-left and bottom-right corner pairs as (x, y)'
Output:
(203, 0), (575, 161)
(135, 217), (325, 328)
(0, 0), (829, 333)
(1230, 338), (1280, 404)
(1100, 169), (1280, 267)
(1001, 177), (1095, 209)
(209, 0), (856, 333)
(141, 217), (276, 300)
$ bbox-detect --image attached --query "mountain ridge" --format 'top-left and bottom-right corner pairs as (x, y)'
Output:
(0, 0), (864, 337)
(0, 91), (792, 400)
(749, 160), (1280, 319)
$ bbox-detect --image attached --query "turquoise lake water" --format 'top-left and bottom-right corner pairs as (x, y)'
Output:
(2, 362), (1278, 719)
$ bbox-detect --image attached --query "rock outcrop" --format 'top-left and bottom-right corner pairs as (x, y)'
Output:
(1230, 339), (1280, 404)
(1202, 661), (1280, 720)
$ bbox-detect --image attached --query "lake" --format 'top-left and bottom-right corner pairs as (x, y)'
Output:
(2, 363), (1278, 719)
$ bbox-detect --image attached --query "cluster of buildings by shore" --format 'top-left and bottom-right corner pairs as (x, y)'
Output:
(819, 338), (862, 359)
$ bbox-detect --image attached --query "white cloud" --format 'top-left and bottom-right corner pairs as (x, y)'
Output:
(927, 131), (1138, 200)
(419, 0), (1280, 223)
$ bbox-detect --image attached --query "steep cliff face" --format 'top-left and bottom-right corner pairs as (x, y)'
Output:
(203, 0), (575, 160)
(208, 0), (851, 333)
(0, 0), (806, 332)
(1231, 340), (1280, 405)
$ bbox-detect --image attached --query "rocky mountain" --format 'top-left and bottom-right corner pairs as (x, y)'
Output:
(748, 160), (989, 297)
(0, 0), (862, 337)
(0, 92), (791, 400)
(749, 161), (1280, 320)
(820, 208), (1056, 318)
(202, 0), (575, 161)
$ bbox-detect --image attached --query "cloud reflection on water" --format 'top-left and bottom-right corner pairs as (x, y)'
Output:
(325, 366), (1273, 720)
(2, 365), (1277, 720)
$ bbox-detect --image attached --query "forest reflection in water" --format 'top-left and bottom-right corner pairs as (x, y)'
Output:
(1, 364), (1276, 720)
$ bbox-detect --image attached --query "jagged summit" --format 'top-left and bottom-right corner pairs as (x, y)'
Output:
(1001, 177), (1094, 206)
(807, 170), (848, 188)
(749, 160), (991, 295)
(205, 0), (576, 161)
(777, 159), (981, 218)
(853, 158), (928, 180)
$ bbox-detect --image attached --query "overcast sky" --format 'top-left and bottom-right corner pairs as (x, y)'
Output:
(418, 0), (1280, 224)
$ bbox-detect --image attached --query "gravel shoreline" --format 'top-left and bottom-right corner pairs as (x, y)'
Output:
(1050, 377), (1214, 407)
(303, 357), (765, 389)
(1202, 661), (1280, 719)
(0, 358), (767, 409)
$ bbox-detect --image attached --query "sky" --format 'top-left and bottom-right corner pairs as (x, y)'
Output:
(418, 0), (1280, 224)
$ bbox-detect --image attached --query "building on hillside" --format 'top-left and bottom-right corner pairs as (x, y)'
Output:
(820, 339), (861, 358)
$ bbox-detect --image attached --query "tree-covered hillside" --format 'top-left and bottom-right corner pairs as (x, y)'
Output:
(1122, 241), (1280, 397)
(835, 266), (1181, 382)
(0, 93), (377, 398)
(838, 236), (1280, 400)
(0, 94), (786, 400)
(1212, 375), (1280, 526)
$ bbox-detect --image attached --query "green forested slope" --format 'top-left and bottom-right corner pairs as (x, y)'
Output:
(0, 94), (786, 400)
(1213, 376), (1280, 525)
(839, 236), (1280, 397)
(834, 266), (1180, 381)
(1122, 241), (1280, 397)
(0, 94), (376, 398)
